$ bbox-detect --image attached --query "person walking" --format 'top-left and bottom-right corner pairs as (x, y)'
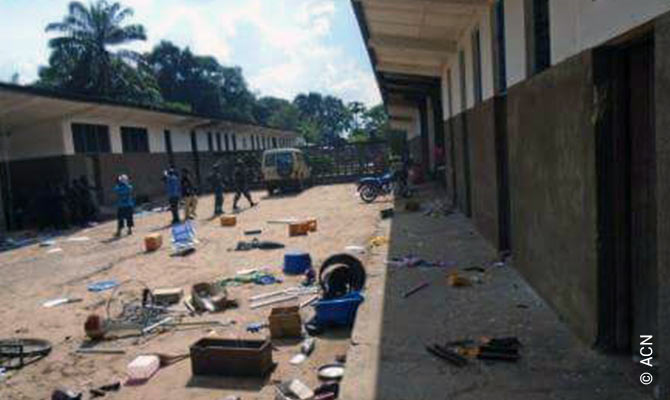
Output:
(232, 159), (256, 211)
(163, 167), (181, 224)
(181, 168), (198, 220)
(113, 174), (135, 237)
(208, 163), (226, 216)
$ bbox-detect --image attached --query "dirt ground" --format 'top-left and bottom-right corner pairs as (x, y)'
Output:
(0, 183), (388, 400)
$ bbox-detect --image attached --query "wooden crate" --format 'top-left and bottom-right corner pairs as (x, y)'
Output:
(220, 215), (237, 227)
(306, 218), (317, 232)
(269, 306), (302, 338)
(190, 338), (273, 377)
(144, 233), (163, 252)
(289, 222), (310, 236)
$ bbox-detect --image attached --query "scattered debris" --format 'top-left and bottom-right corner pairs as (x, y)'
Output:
(76, 348), (126, 355)
(447, 272), (472, 287)
(405, 200), (421, 212)
(402, 282), (430, 298)
(269, 306), (302, 338)
(276, 379), (314, 400)
(369, 236), (389, 247)
(386, 255), (456, 269)
(244, 229), (262, 235)
(39, 240), (56, 247)
(317, 363), (345, 380)
(289, 221), (312, 236)
(127, 354), (160, 384)
(51, 389), (82, 400)
(312, 292), (364, 329)
(190, 338), (274, 377)
(144, 233), (163, 252)
(172, 221), (196, 255)
(427, 337), (522, 367)
(463, 266), (486, 273)
(423, 200), (453, 217)
(319, 254), (366, 299)
(66, 236), (90, 242)
(219, 270), (282, 287)
(191, 283), (235, 312)
(344, 245), (365, 255)
(300, 295), (320, 309)
(246, 322), (269, 333)
(47, 248), (63, 254)
(220, 215), (237, 227)
(251, 294), (298, 310)
(380, 208), (394, 219)
(234, 238), (285, 251)
(42, 298), (82, 308)
(87, 280), (119, 292)
(0, 338), (52, 369)
(152, 287), (183, 305)
(314, 381), (340, 399)
(426, 344), (468, 367)
(284, 251), (312, 275)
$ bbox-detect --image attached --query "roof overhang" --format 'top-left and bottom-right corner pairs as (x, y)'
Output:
(351, 0), (491, 105)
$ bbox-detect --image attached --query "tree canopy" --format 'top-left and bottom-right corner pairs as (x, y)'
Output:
(34, 0), (388, 145)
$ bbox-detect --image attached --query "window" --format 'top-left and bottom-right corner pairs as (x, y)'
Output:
(164, 130), (173, 155)
(72, 123), (111, 154)
(459, 50), (467, 110)
(494, 0), (507, 93)
(447, 69), (454, 118)
(263, 137), (267, 149)
(207, 132), (214, 152)
(232, 133), (237, 151)
(528, 0), (550, 75)
(190, 131), (198, 152)
(225, 133), (230, 151)
(216, 133), (222, 151)
(242, 137), (247, 149)
(121, 126), (149, 153)
(272, 137), (278, 148)
(472, 27), (483, 103)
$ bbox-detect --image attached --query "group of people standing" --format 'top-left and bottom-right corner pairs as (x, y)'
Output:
(112, 159), (256, 237)
(37, 176), (97, 231)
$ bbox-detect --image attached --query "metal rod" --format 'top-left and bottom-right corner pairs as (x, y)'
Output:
(76, 348), (126, 355)
(299, 295), (319, 309)
(141, 317), (173, 334)
(250, 295), (298, 309)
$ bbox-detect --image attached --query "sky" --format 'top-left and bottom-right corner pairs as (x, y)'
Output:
(0, 0), (382, 106)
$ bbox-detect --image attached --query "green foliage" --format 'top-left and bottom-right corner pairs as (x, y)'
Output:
(34, 0), (382, 143)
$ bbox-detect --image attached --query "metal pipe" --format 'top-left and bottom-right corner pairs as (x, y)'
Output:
(250, 295), (298, 309)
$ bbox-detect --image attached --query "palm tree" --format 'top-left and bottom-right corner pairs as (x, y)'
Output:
(44, 1), (147, 96)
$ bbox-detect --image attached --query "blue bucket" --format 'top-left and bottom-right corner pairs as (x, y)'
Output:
(284, 251), (311, 275)
(313, 292), (365, 327)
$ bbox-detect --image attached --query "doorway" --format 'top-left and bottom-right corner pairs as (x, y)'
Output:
(595, 35), (657, 352)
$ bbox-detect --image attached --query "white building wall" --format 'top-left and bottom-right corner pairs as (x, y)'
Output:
(479, 7), (495, 101)
(505, 0), (527, 87)
(171, 129), (191, 152)
(551, 0), (670, 65)
(451, 58), (463, 115)
(463, 32), (475, 110)
(7, 119), (65, 161)
(441, 65), (451, 119)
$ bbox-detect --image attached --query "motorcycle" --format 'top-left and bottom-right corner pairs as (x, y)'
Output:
(357, 171), (413, 203)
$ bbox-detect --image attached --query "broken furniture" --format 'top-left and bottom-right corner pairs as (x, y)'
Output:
(191, 283), (232, 312)
(276, 379), (314, 400)
(284, 251), (312, 275)
(151, 287), (183, 305)
(144, 233), (163, 252)
(269, 306), (302, 338)
(0, 338), (52, 369)
(190, 338), (273, 377)
(235, 238), (285, 251)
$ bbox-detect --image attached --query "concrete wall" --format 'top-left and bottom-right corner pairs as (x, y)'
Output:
(7, 120), (65, 161)
(552, 0), (670, 66)
(466, 98), (499, 248)
(451, 114), (469, 216)
(506, 51), (598, 343)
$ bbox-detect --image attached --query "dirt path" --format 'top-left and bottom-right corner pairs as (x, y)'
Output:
(0, 183), (388, 400)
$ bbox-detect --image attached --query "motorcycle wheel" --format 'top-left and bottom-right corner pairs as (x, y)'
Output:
(359, 184), (378, 203)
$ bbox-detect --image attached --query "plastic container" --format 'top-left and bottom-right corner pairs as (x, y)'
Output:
(313, 292), (364, 327)
(127, 355), (160, 384)
(284, 251), (311, 275)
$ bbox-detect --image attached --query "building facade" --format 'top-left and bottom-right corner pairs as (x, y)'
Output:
(353, 0), (670, 395)
(0, 84), (296, 229)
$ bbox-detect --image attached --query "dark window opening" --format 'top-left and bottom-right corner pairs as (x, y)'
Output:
(459, 50), (467, 111)
(72, 123), (111, 154)
(529, 0), (550, 75)
(207, 132), (214, 152)
(272, 137), (278, 148)
(225, 133), (230, 151)
(232, 134), (237, 151)
(190, 131), (198, 152)
(121, 126), (149, 153)
(494, 0), (508, 93)
(164, 130), (173, 155)
(472, 27), (483, 103)
(216, 133), (222, 151)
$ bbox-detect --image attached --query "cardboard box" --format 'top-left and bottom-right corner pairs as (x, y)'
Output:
(220, 215), (237, 226)
(144, 233), (163, 252)
(269, 306), (302, 338)
(289, 222), (310, 236)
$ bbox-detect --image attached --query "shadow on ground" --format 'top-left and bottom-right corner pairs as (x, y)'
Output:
(342, 183), (651, 400)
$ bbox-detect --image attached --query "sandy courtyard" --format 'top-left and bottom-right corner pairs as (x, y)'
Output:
(0, 183), (387, 400)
